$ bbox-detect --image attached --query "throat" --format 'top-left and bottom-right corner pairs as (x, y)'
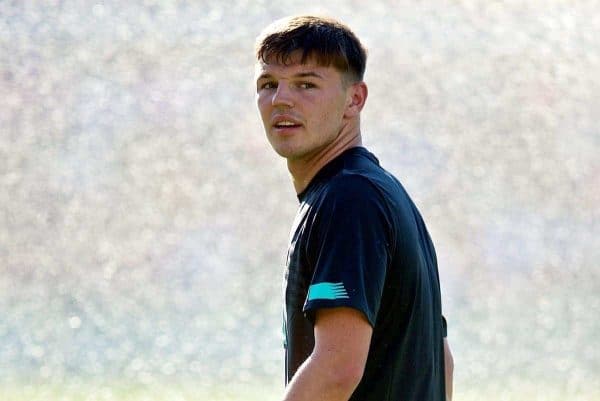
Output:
(288, 134), (363, 194)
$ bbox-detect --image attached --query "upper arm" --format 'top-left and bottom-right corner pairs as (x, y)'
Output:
(444, 337), (454, 401)
(304, 175), (390, 326)
(312, 307), (373, 385)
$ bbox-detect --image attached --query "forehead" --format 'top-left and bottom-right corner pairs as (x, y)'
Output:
(255, 54), (342, 81)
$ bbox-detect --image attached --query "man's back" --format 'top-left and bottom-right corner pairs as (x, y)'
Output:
(284, 147), (446, 401)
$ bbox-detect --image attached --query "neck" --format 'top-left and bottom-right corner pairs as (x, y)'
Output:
(288, 122), (363, 194)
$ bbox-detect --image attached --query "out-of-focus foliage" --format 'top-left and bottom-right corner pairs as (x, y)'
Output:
(1, 1), (598, 400)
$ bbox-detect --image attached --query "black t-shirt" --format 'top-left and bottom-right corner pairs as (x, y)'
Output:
(283, 147), (447, 401)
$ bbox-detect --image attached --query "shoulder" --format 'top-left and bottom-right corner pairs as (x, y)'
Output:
(309, 173), (396, 228)
(321, 172), (385, 208)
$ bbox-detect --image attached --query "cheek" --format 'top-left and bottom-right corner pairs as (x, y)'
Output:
(316, 98), (346, 127)
(257, 97), (271, 118)
(256, 94), (266, 109)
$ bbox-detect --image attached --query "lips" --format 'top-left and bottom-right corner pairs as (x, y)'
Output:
(272, 115), (303, 130)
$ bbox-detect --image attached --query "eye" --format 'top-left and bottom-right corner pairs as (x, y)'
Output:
(298, 82), (316, 89)
(259, 81), (277, 90)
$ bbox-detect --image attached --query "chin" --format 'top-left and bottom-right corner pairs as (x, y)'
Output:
(272, 145), (304, 160)
(273, 148), (296, 159)
(268, 139), (295, 157)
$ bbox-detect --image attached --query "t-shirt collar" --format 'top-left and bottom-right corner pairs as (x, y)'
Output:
(297, 146), (377, 201)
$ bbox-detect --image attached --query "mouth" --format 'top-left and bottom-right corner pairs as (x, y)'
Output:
(273, 121), (302, 129)
(271, 117), (303, 133)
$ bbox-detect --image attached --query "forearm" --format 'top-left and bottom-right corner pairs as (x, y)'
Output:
(282, 354), (360, 401)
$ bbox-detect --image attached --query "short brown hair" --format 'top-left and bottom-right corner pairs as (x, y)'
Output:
(255, 15), (367, 82)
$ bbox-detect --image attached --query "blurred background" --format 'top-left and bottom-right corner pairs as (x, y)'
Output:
(1, 1), (599, 400)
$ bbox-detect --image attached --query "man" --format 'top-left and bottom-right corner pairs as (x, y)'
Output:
(254, 15), (453, 401)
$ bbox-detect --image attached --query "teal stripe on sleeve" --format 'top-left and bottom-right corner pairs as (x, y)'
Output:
(307, 282), (349, 301)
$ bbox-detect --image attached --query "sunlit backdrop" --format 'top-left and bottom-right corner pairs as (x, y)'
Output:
(1, 1), (599, 400)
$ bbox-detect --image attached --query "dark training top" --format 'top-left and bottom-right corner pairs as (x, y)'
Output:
(283, 147), (447, 401)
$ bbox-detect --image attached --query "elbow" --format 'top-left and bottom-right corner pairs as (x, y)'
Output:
(331, 368), (363, 396)
(313, 356), (365, 393)
(336, 363), (365, 389)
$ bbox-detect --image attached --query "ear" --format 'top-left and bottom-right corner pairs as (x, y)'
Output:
(344, 81), (368, 118)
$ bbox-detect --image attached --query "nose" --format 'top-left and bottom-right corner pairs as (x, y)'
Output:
(271, 83), (294, 107)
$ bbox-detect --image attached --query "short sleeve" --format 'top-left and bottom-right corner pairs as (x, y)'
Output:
(442, 315), (448, 338)
(303, 175), (391, 327)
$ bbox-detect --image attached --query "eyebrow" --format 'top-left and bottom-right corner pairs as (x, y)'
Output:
(256, 71), (325, 81)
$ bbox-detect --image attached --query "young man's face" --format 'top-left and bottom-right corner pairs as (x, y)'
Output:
(255, 52), (352, 162)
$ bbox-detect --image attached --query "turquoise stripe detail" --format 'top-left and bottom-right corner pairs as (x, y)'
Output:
(308, 282), (349, 301)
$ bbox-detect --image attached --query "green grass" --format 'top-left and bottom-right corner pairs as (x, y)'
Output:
(2, 380), (599, 401)
(0, 379), (282, 401)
